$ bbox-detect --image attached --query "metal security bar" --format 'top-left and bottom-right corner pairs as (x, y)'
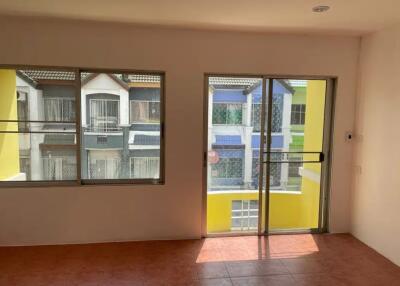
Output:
(263, 151), (324, 163)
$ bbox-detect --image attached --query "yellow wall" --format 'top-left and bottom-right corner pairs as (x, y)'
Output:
(207, 80), (327, 233)
(207, 192), (259, 233)
(0, 69), (20, 180)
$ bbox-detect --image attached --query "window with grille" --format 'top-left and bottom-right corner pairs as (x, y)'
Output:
(130, 100), (160, 124)
(291, 104), (306, 125)
(251, 103), (261, 132)
(212, 103), (243, 125)
(89, 99), (119, 132)
(42, 156), (76, 180)
(270, 152), (283, 187)
(271, 94), (283, 132)
(231, 200), (258, 231)
(88, 157), (121, 179)
(211, 157), (243, 179)
(130, 157), (160, 179)
(44, 98), (76, 122)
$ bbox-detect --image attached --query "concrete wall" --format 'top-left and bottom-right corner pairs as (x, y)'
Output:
(0, 16), (359, 245)
(351, 23), (400, 266)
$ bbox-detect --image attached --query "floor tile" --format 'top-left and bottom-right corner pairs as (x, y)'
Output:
(280, 257), (330, 274)
(196, 261), (229, 279)
(231, 274), (295, 286)
(226, 260), (288, 277)
(0, 234), (398, 286)
(195, 278), (233, 286)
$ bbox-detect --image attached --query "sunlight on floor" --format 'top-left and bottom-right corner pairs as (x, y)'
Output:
(196, 234), (320, 263)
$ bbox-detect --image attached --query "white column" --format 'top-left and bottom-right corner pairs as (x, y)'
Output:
(119, 89), (129, 126)
(243, 93), (253, 188)
(30, 133), (43, 180)
(280, 93), (292, 187)
(81, 89), (87, 127)
(30, 89), (44, 180)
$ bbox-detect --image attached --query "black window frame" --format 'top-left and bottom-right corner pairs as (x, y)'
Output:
(0, 65), (166, 187)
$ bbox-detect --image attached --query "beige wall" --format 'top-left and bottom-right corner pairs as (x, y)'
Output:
(0, 16), (359, 245)
(351, 23), (400, 266)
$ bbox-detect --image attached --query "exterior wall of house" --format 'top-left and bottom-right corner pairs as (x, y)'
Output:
(0, 70), (21, 180)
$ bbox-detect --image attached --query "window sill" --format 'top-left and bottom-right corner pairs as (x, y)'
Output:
(0, 179), (165, 188)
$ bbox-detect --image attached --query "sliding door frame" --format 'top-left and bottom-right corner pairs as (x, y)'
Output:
(202, 73), (336, 238)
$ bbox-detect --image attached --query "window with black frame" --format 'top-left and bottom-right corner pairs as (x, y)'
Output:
(0, 68), (164, 185)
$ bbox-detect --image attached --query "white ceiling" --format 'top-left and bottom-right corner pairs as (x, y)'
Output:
(0, 0), (399, 35)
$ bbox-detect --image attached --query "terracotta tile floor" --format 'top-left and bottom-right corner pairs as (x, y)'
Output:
(0, 234), (399, 285)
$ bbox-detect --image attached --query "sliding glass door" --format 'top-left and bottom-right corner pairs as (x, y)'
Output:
(205, 76), (333, 235)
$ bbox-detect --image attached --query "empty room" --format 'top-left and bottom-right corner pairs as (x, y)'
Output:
(0, 0), (399, 285)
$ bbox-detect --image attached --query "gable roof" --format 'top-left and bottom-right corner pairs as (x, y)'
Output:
(81, 73), (130, 91)
(209, 77), (295, 94)
(16, 70), (161, 89)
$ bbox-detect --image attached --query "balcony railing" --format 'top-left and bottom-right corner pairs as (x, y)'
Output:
(84, 125), (122, 133)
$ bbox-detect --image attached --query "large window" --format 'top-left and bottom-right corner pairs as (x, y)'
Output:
(212, 103), (243, 125)
(231, 200), (258, 231)
(0, 67), (165, 185)
(291, 104), (306, 125)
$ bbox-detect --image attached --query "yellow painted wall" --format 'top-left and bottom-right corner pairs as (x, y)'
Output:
(298, 80), (326, 228)
(207, 192), (259, 233)
(207, 80), (327, 233)
(0, 69), (20, 180)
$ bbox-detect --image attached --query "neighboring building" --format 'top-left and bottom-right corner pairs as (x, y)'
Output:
(207, 78), (294, 192)
(80, 73), (161, 180)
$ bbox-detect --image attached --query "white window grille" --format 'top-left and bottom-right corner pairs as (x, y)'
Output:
(42, 156), (76, 180)
(89, 157), (121, 179)
(130, 157), (160, 179)
(89, 99), (119, 132)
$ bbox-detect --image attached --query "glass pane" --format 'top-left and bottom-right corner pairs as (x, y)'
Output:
(81, 72), (162, 180)
(0, 68), (78, 182)
(0, 69), (76, 122)
(268, 79), (327, 231)
(207, 76), (262, 234)
(0, 133), (77, 181)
